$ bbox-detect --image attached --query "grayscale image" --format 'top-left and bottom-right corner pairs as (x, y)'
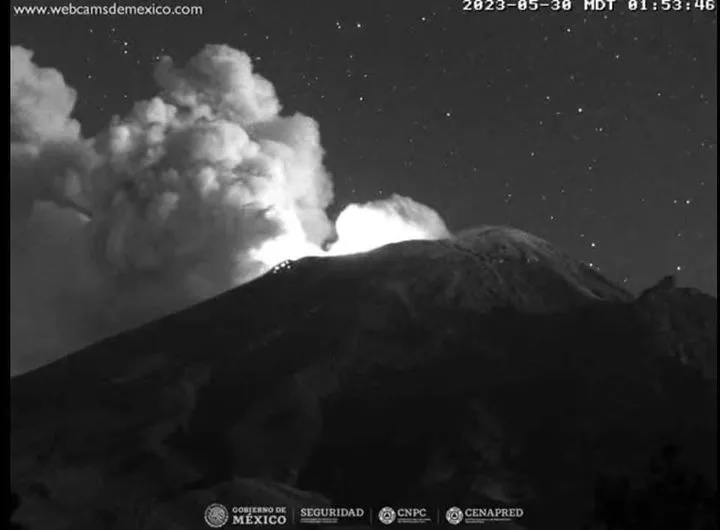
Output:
(10, 1), (717, 529)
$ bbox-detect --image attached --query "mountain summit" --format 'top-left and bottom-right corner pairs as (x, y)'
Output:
(10, 227), (716, 529)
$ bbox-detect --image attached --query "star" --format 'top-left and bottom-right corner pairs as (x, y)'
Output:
(8, 0), (715, 298)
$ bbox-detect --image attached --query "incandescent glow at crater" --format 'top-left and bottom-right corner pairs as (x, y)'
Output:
(326, 194), (451, 257)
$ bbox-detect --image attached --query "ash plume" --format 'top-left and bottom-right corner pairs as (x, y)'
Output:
(9, 44), (449, 375)
(329, 194), (450, 255)
(11, 46), (99, 374)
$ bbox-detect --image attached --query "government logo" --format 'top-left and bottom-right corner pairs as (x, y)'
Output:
(445, 506), (463, 525)
(204, 503), (229, 528)
(378, 506), (397, 525)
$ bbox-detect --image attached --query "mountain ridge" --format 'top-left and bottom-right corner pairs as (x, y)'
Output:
(10, 226), (717, 530)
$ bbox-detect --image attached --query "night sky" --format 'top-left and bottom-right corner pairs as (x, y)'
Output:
(10, 0), (718, 294)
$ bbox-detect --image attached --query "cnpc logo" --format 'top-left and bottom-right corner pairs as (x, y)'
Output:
(378, 506), (396, 525)
(378, 506), (430, 525)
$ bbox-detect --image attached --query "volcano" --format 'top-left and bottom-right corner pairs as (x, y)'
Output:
(10, 227), (717, 529)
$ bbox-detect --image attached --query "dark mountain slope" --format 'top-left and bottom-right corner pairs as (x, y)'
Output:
(297, 300), (715, 528)
(10, 227), (716, 530)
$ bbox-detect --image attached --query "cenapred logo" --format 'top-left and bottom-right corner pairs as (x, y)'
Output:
(378, 506), (397, 525)
(445, 506), (464, 525)
(204, 503), (230, 528)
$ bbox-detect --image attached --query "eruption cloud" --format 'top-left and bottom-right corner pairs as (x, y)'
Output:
(9, 44), (450, 375)
(329, 194), (450, 255)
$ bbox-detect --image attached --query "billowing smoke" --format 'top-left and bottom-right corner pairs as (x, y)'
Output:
(329, 194), (450, 255)
(11, 46), (100, 374)
(87, 45), (336, 291)
(10, 44), (449, 375)
(10, 46), (93, 220)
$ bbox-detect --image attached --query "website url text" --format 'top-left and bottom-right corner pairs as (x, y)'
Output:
(12, 2), (204, 17)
